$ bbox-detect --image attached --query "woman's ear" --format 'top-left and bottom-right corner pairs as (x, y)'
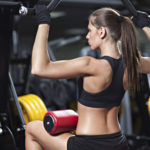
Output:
(98, 27), (106, 39)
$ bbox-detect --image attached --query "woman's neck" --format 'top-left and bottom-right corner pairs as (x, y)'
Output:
(100, 40), (120, 59)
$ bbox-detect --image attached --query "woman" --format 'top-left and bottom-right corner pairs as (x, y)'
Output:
(25, 6), (150, 150)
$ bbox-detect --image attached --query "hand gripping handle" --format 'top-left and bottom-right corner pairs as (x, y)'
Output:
(19, 0), (62, 16)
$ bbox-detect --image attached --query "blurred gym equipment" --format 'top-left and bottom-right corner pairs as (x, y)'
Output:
(0, 0), (150, 150)
(0, 0), (62, 149)
(121, 1), (150, 149)
(44, 109), (78, 135)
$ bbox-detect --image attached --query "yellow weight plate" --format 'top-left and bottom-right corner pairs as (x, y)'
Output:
(25, 95), (43, 120)
(18, 100), (29, 124)
(24, 113), (29, 124)
(148, 98), (150, 115)
(28, 94), (47, 117)
(18, 94), (48, 123)
(18, 97), (35, 122)
(21, 96), (40, 121)
(29, 94), (47, 120)
(29, 94), (47, 112)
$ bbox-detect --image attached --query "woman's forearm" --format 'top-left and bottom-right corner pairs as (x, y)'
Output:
(31, 24), (50, 74)
(143, 27), (150, 41)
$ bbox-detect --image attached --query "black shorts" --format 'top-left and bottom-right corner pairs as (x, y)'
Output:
(67, 132), (129, 150)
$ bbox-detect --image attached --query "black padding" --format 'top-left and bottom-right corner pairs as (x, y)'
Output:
(44, 115), (54, 132)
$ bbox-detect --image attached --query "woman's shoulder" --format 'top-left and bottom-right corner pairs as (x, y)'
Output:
(76, 56), (113, 76)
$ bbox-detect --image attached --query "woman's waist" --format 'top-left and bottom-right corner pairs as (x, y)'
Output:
(76, 118), (121, 135)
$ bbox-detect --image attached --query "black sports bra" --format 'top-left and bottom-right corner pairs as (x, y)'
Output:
(77, 56), (125, 108)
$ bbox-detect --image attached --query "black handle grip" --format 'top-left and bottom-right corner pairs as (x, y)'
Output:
(27, 8), (35, 15)
(122, 0), (137, 16)
(25, 0), (62, 16)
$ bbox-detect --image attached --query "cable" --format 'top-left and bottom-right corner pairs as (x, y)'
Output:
(5, 125), (17, 150)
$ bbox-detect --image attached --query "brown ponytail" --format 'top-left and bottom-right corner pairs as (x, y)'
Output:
(89, 7), (141, 92)
(121, 17), (141, 92)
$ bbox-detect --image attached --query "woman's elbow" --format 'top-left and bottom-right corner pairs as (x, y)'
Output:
(31, 68), (42, 76)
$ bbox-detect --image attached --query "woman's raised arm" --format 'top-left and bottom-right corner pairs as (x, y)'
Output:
(31, 24), (95, 79)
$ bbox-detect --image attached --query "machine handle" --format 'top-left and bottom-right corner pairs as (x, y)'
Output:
(122, 0), (150, 18)
(19, 0), (62, 16)
(122, 0), (137, 16)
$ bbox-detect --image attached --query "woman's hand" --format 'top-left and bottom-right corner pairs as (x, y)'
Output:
(34, 5), (51, 25)
(132, 11), (150, 41)
(132, 11), (150, 29)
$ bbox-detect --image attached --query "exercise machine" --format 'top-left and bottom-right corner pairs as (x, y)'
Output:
(0, 0), (62, 149)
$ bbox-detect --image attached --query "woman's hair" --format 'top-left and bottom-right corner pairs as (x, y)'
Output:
(89, 7), (141, 92)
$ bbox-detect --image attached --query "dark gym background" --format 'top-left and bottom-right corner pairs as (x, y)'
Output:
(0, 0), (150, 150)
(8, 0), (150, 106)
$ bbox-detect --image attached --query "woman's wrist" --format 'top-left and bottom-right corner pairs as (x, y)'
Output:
(38, 24), (50, 28)
(143, 26), (150, 31)
(38, 24), (50, 34)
